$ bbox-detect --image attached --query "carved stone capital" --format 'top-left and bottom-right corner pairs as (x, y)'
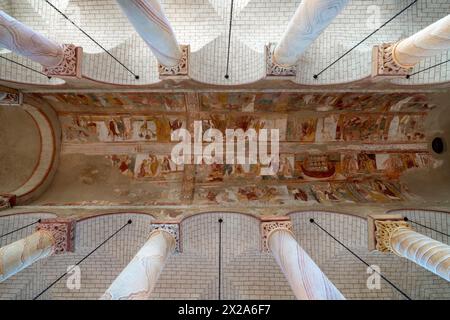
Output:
(0, 92), (22, 106)
(0, 194), (16, 211)
(367, 214), (411, 253)
(371, 42), (412, 78)
(265, 43), (297, 78)
(43, 44), (83, 78)
(158, 45), (189, 79)
(149, 223), (181, 253)
(36, 218), (76, 254)
(261, 217), (293, 253)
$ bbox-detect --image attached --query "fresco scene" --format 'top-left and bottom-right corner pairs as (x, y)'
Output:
(31, 91), (438, 207)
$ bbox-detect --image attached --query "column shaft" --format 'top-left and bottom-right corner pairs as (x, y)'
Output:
(101, 229), (176, 299)
(274, 0), (349, 66)
(0, 11), (63, 67)
(116, 0), (181, 67)
(394, 15), (450, 67)
(268, 229), (345, 300)
(0, 230), (55, 282)
(390, 228), (450, 281)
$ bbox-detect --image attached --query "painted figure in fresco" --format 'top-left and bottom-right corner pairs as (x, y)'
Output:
(342, 154), (359, 176)
(293, 188), (308, 201)
(161, 156), (172, 173)
(118, 156), (133, 177)
(138, 121), (156, 140)
(208, 164), (224, 182)
(358, 153), (377, 173)
(279, 156), (294, 179)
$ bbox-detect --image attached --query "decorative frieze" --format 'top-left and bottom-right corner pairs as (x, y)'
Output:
(43, 44), (83, 78)
(265, 43), (297, 78)
(37, 218), (76, 254)
(149, 223), (181, 253)
(261, 218), (293, 252)
(0, 92), (22, 106)
(158, 45), (189, 79)
(371, 42), (412, 78)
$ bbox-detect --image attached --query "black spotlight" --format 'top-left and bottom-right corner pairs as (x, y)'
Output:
(432, 137), (445, 154)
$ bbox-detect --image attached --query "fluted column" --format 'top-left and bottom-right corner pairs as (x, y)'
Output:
(0, 218), (75, 282)
(273, 0), (349, 67)
(101, 224), (179, 300)
(116, 0), (181, 67)
(262, 219), (345, 300)
(372, 15), (450, 78)
(369, 215), (450, 282)
(0, 11), (83, 78)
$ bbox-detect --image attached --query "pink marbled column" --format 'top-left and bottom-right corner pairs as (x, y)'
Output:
(0, 11), (63, 67)
(274, 0), (349, 66)
(116, 0), (182, 67)
(101, 229), (176, 300)
(0, 230), (55, 282)
(268, 229), (345, 300)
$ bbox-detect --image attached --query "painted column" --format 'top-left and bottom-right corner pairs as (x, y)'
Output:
(372, 15), (450, 77)
(0, 10), (63, 67)
(369, 215), (449, 282)
(116, 0), (181, 67)
(0, 11), (83, 78)
(101, 224), (179, 300)
(262, 219), (345, 300)
(0, 218), (75, 282)
(273, 0), (349, 66)
(0, 230), (54, 282)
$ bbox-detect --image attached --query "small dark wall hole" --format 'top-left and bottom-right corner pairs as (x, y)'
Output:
(432, 137), (445, 154)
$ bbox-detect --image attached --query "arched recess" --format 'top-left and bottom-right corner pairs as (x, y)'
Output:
(0, 212), (155, 299)
(7, 100), (61, 204)
(288, 210), (450, 299)
(150, 211), (293, 300)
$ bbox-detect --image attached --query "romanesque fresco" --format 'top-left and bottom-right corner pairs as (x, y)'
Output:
(35, 92), (186, 112)
(30, 91), (439, 206)
(194, 179), (413, 205)
(199, 92), (435, 113)
(107, 154), (183, 180)
(194, 152), (435, 183)
(60, 115), (185, 142)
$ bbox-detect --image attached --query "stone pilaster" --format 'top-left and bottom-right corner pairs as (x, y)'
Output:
(158, 44), (189, 79)
(37, 218), (76, 254)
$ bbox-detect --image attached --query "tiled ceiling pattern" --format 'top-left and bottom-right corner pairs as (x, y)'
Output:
(0, 0), (449, 85)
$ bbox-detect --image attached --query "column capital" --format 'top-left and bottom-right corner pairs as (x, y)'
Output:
(371, 42), (412, 79)
(37, 218), (76, 254)
(0, 92), (23, 106)
(261, 217), (293, 253)
(0, 194), (16, 211)
(158, 45), (189, 79)
(367, 214), (411, 253)
(149, 223), (181, 253)
(265, 43), (297, 78)
(43, 44), (83, 78)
